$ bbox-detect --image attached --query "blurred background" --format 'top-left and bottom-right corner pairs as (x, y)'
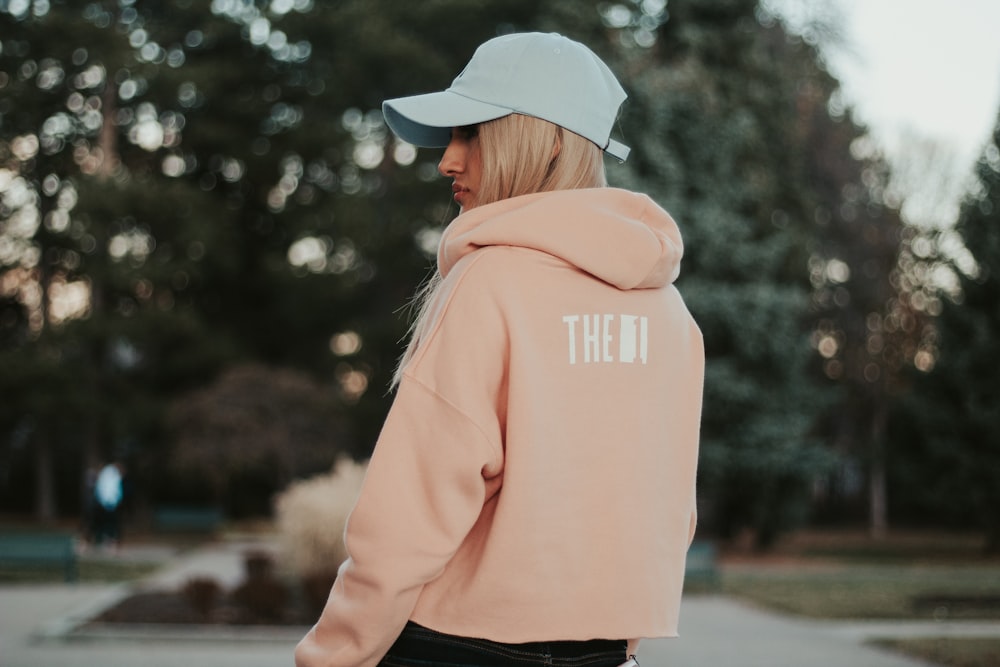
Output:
(1, 0), (999, 555)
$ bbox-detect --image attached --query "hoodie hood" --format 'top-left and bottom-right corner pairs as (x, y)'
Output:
(438, 188), (684, 290)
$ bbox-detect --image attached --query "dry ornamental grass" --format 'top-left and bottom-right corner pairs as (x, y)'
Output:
(275, 458), (368, 584)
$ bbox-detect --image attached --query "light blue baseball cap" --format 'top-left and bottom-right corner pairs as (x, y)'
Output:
(383, 32), (631, 162)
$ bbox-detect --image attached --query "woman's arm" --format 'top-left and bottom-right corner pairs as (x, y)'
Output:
(295, 254), (507, 667)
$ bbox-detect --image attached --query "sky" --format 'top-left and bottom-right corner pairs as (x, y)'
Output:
(766, 0), (1000, 228)
(831, 0), (1000, 165)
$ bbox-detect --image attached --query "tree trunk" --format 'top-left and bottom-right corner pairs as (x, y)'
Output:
(97, 81), (119, 178)
(986, 525), (1000, 555)
(868, 401), (888, 539)
(34, 431), (57, 522)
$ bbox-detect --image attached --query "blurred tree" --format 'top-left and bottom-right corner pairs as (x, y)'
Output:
(799, 112), (937, 536)
(593, 0), (841, 547)
(0, 0), (565, 518)
(163, 363), (353, 516)
(598, 0), (937, 545)
(1, 0), (927, 538)
(891, 112), (1000, 552)
(808, 149), (937, 537)
(780, 15), (947, 537)
(0, 2), (273, 518)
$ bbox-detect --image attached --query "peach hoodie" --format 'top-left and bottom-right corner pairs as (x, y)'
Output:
(295, 187), (704, 667)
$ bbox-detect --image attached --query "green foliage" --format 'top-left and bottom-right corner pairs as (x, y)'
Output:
(1, 0), (531, 514)
(890, 113), (1000, 550)
(605, 0), (838, 545)
(161, 364), (352, 515)
(0, 0), (953, 544)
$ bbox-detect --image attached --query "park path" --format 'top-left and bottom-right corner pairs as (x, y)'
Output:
(2, 537), (997, 667)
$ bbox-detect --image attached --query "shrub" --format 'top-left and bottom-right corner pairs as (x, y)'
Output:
(163, 364), (356, 514)
(233, 550), (289, 623)
(275, 458), (367, 585)
(233, 551), (289, 623)
(243, 549), (276, 579)
(234, 575), (290, 623)
(182, 576), (222, 619)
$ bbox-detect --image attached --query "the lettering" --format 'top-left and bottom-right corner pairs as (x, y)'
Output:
(562, 314), (649, 365)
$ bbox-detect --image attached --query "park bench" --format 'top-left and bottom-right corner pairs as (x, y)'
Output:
(684, 540), (718, 588)
(0, 531), (78, 582)
(152, 506), (224, 534)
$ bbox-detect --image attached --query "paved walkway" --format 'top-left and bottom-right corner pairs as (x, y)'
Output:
(2, 539), (998, 667)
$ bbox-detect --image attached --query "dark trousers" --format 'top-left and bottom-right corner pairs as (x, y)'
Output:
(92, 504), (121, 544)
(379, 621), (629, 667)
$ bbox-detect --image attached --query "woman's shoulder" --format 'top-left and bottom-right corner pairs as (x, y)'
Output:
(450, 243), (561, 281)
(436, 245), (554, 316)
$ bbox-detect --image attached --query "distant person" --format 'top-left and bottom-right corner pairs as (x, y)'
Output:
(296, 32), (704, 667)
(81, 464), (99, 546)
(93, 461), (125, 549)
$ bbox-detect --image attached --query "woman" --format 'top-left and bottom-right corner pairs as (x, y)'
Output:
(296, 32), (704, 667)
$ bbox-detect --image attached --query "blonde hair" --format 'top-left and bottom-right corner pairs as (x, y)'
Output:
(476, 114), (607, 203)
(391, 114), (607, 388)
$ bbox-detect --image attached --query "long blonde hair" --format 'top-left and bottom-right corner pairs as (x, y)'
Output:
(391, 114), (607, 388)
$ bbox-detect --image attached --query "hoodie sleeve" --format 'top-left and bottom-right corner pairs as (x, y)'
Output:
(295, 254), (506, 667)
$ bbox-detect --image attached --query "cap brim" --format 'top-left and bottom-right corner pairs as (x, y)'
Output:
(605, 138), (630, 163)
(383, 90), (631, 163)
(382, 91), (512, 148)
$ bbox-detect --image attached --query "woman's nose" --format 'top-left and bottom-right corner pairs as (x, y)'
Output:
(438, 139), (464, 176)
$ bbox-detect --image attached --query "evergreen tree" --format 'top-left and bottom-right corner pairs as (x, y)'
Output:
(1, 2), (241, 516)
(752, 4), (937, 535)
(597, 0), (843, 546)
(0, 0), (570, 516)
(2, 0), (926, 536)
(893, 112), (1000, 551)
(805, 136), (934, 535)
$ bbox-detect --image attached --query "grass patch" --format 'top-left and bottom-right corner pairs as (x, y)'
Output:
(709, 530), (1000, 620)
(718, 566), (1000, 620)
(800, 540), (995, 565)
(872, 638), (1000, 667)
(713, 542), (1000, 667)
(0, 559), (161, 583)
